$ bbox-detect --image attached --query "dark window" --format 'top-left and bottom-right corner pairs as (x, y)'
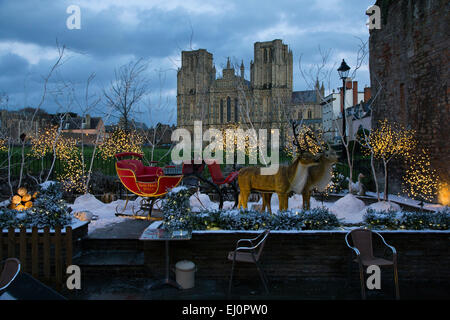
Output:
(227, 97), (231, 122)
(264, 48), (267, 63)
(308, 110), (312, 119)
(220, 99), (224, 123)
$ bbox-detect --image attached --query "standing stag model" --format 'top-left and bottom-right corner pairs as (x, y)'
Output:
(238, 122), (337, 212)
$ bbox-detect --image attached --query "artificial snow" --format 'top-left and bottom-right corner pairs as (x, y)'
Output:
(65, 189), (448, 235)
(330, 194), (366, 224)
(0, 200), (9, 208)
(168, 186), (188, 195)
(365, 191), (447, 212)
(366, 201), (401, 213)
(253, 193), (333, 213)
(39, 180), (57, 190)
(69, 193), (148, 234)
(190, 192), (219, 212)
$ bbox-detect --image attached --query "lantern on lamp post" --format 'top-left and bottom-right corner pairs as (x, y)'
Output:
(337, 59), (350, 145)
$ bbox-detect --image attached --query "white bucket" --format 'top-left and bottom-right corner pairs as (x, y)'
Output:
(175, 260), (196, 289)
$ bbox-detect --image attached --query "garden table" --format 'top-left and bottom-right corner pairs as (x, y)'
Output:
(139, 227), (191, 290)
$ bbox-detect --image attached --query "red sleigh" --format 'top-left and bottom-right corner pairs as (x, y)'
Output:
(115, 152), (183, 220)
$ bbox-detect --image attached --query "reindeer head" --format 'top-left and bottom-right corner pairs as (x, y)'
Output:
(296, 151), (322, 167)
(322, 146), (338, 164)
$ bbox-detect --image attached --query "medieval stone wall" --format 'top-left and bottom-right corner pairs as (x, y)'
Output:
(369, 0), (449, 193)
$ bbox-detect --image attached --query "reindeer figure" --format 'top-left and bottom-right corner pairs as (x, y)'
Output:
(258, 122), (337, 212)
(301, 147), (338, 210)
(237, 122), (321, 212)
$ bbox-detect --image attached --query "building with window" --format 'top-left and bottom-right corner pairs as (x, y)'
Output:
(176, 39), (324, 145)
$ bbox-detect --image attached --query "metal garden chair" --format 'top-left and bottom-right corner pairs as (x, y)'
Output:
(345, 228), (400, 300)
(0, 258), (21, 297)
(228, 230), (270, 296)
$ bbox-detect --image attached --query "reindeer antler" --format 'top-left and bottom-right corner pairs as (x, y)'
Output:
(291, 120), (303, 154)
(291, 120), (326, 155)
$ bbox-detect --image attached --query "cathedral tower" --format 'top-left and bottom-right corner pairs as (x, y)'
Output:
(250, 39), (293, 90)
(177, 49), (215, 128)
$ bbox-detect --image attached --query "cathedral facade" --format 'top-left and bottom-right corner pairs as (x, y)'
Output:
(176, 39), (323, 145)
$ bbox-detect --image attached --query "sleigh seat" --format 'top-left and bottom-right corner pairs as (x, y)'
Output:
(115, 153), (164, 183)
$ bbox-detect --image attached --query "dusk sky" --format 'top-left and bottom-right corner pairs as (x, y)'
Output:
(0, 0), (374, 126)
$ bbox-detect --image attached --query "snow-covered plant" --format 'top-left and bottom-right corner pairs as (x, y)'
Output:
(300, 207), (341, 230)
(0, 182), (72, 229)
(364, 207), (450, 230)
(161, 186), (196, 231)
(363, 208), (400, 230)
(400, 208), (449, 230)
(163, 206), (340, 231)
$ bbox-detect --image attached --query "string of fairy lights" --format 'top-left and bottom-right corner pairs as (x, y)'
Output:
(284, 125), (326, 158)
(30, 126), (85, 193)
(97, 128), (143, 160)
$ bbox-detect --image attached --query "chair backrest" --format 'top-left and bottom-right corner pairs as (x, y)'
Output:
(206, 160), (224, 183)
(0, 258), (21, 291)
(349, 229), (374, 260)
(254, 230), (270, 261)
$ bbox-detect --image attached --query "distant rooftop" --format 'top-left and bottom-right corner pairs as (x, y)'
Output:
(291, 90), (319, 104)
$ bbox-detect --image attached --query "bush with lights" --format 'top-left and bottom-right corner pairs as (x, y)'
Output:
(364, 207), (449, 230)
(161, 187), (341, 231)
(0, 182), (72, 229)
(161, 186), (196, 231)
(363, 208), (401, 230)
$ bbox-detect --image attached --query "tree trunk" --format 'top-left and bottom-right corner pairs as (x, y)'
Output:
(383, 160), (388, 201)
(17, 141), (25, 188)
(370, 152), (380, 201)
(346, 146), (353, 193)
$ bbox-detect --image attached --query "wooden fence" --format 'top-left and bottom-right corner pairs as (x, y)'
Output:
(0, 226), (73, 289)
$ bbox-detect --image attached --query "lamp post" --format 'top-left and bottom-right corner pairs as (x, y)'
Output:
(337, 59), (350, 145)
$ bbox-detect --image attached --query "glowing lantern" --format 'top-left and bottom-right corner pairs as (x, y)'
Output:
(438, 183), (450, 206)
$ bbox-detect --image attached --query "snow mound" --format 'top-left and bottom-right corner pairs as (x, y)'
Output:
(168, 186), (188, 195)
(222, 201), (236, 210)
(367, 201), (401, 213)
(73, 193), (104, 211)
(254, 193), (333, 212)
(69, 193), (148, 233)
(39, 180), (57, 190)
(0, 199), (9, 208)
(190, 192), (219, 212)
(330, 194), (366, 223)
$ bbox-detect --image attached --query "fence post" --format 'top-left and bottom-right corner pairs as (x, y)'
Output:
(54, 226), (62, 288)
(31, 226), (38, 278)
(8, 227), (15, 258)
(19, 227), (27, 272)
(43, 226), (51, 282)
(65, 226), (73, 267)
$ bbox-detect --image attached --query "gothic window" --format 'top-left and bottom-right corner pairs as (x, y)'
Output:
(269, 48), (273, 62)
(220, 99), (224, 123)
(308, 110), (312, 119)
(264, 48), (267, 63)
(227, 97), (231, 122)
(234, 98), (239, 122)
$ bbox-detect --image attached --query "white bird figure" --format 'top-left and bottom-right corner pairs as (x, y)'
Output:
(350, 173), (366, 196)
